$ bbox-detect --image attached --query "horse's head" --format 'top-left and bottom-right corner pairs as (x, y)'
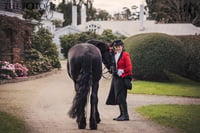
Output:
(87, 39), (115, 72)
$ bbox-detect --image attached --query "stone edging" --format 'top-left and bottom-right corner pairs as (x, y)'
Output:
(0, 69), (60, 85)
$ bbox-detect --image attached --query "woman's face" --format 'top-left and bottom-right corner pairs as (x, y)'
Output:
(114, 45), (123, 52)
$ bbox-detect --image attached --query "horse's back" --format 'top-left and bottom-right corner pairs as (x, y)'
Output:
(67, 43), (102, 81)
(68, 43), (101, 58)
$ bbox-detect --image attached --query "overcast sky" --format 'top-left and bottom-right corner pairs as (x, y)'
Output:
(93, 0), (145, 15)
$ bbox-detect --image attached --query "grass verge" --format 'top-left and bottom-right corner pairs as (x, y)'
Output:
(136, 104), (200, 133)
(129, 80), (200, 98)
(0, 111), (26, 133)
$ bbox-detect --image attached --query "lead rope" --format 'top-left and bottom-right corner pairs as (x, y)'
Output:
(102, 67), (112, 80)
(102, 46), (115, 80)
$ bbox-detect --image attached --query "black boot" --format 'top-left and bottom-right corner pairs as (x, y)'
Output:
(115, 103), (129, 121)
(113, 105), (123, 120)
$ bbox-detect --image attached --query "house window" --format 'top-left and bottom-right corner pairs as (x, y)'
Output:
(4, 0), (14, 10)
(2, 0), (22, 13)
(86, 23), (101, 33)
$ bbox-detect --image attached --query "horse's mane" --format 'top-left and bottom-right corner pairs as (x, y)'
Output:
(87, 39), (108, 53)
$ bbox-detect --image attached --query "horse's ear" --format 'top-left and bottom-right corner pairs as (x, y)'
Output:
(109, 42), (115, 47)
(87, 39), (97, 45)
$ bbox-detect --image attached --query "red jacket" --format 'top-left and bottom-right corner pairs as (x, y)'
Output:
(116, 51), (133, 78)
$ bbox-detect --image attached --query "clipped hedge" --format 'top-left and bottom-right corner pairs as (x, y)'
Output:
(60, 30), (126, 58)
(124, 33), (186, 81)
(175, 35), (200, 81)
(60, 34), (81, 58)
(60, 32), (99, 58)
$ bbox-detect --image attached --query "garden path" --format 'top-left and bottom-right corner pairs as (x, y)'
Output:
(0, 61), (200, 133)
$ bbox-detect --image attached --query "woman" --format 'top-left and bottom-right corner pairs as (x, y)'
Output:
(106, 40), (132, 121)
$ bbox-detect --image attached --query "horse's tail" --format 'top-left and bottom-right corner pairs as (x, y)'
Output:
(68, 54), (92, 118)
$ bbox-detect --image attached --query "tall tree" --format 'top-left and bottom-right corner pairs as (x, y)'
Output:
(113, 12), (121, 20)
(57, 1), (72, 26)
(96, 9), (110, 21)
(146, 0), (200, 26)
(84, 0), (95, 21)
(122, 7), (131, 20)
(131, 5), (139, 20)
(22, 0), (43, 21)
(58, 0), (95, 26)
(71, 0), (94, 21)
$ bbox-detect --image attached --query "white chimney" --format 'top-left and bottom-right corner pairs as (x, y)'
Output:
(139, 4), (144, 31)
(81, 4), (86, 25)
(72, 5), (77, 26)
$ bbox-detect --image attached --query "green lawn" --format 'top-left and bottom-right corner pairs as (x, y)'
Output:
(0, 111), (26, 133)
(136, 104), (200, 133)
(129, 80), (200, 98)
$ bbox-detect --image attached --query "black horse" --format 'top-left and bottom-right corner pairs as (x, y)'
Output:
(67, 39), (114, 130)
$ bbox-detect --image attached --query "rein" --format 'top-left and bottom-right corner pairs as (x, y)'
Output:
(102, 67), (112, 80)
(86, 40), (115, 80)
(102, 46), (115, 80)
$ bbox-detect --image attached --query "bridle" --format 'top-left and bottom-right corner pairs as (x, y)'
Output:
(86, 39), (115, 80)
(102, 46), (116, 80)
(102, 67), (112, 80)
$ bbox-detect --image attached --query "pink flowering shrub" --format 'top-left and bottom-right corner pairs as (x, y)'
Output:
(0, 61), (28, 80)
(0, 61), (16, 79)
(14, 63), (28, 77)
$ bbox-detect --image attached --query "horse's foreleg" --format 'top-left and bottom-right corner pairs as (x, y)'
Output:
(76, 110), (86, 129)
(89, 81), (100, 130)
(96, 105), (101, 124)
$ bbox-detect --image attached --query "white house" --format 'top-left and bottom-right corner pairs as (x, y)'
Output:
(0, 9), (23, 19)
(51, 0), (62, 6)
(78, 20), (200, 37)
(52, 4), (200, 58)
(1, 1), (199, 58)
(53, 25), (82, 58)
(0, 0), (64, 35)
(53, 20), (200, 58)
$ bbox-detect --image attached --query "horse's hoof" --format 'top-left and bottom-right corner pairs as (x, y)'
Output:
(78, 121), (86, 129)
(90, 125), (97, 130)
(78, 117), (86, 129)
(96, 118), (101, 124)
(90, 121), (97, 130)
(78, 124), (86, 129)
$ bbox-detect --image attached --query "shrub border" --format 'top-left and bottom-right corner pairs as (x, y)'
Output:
(0, 69), (60, 85)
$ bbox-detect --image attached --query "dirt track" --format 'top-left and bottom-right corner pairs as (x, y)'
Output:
(0, 61), (200, 133)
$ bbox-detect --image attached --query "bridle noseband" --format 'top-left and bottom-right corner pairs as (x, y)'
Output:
(102, 46), (116, 80)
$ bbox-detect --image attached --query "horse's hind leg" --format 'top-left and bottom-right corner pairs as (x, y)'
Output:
(94, 82), (101, 124)
(74, 82), (86, 129)
(76, 111), (86, 129)
(90, 81), (100, 130)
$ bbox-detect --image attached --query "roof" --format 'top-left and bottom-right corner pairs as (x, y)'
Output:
(0, 10), (23, 20)
(53, 25), (83, 44)
(55, 25), (82, 36)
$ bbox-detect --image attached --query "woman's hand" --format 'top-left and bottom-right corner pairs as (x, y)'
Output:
(117, 69), (124, 76)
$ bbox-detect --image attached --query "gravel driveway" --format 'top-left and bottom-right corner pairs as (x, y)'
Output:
(0, 61), (200, 133)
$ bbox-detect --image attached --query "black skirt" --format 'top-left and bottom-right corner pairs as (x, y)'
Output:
(106, 75), (127, 105)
